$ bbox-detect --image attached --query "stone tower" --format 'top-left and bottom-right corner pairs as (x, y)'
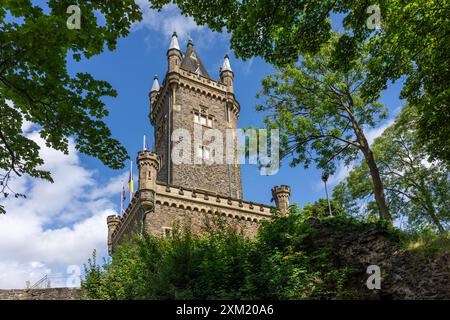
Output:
(149, 33), (242, 199)
(271, 185), (291, 215)
(136, 151), (161, 211)
(106, 33), (292, 254)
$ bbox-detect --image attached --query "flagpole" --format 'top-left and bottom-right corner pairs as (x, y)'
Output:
(120, 180), (124, 216)
(143, 135), (146, 151)
(130, 160), (134, 201)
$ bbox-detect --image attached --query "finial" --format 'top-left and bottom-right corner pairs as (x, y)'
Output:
(151, 74), (160, 92)
(169, 31), (180, 50)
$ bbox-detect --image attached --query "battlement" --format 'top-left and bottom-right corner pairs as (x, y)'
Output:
(271, 185), (291, 195)
(109, 182), (273, 249)
(155, 183), (271, 219)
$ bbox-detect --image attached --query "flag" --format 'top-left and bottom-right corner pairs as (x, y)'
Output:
(128, 161), (134, 200)
(120, 181), (126, 215)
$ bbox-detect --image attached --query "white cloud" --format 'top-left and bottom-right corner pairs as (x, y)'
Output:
(0, 130), (122, 289)
(134, 1), (227, 52)
(134, 1), (203, 40)
(327, 164), (355, 187)
(364, 119), (395, 146)
(314, 119), (396, 190)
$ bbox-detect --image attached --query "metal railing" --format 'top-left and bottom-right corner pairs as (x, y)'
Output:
(27, 274), (81, 289)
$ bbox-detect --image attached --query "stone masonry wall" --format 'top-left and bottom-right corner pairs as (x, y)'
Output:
(310, 220), (450, 300)
(145, 202), (261, 239)
(171, 83), (242, 199)
(0, 288), (83, 300)
(109, 184), (272, 252)
(155, 90), (170, 184)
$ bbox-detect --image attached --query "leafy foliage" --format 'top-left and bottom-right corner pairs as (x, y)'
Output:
(399, 229), (450, 257)
(151, 0), (450, 163)
(256, 36), (391, 220)
(358, 0), (450, 164)
(83, 211), (355, 300)
(333, 105), (450, 233)
(0, 1), (143, 212)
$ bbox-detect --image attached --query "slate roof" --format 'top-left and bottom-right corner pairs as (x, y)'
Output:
(180, 39), (211, 78)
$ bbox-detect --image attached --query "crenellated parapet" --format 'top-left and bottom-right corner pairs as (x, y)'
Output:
(108, 191), (142, 252)
(155, 183), (271, 221)
(108, 179), (275, 252)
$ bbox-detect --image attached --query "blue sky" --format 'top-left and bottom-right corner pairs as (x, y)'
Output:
(0, 3), (405, 288)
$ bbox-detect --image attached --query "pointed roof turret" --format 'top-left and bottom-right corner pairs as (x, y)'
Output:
(169, 31), (180, 51)
(180, 37), (210, 78)
(221, 54), (232, 72)
(151, 75), (160, 92)
(187, 36), (194, 48)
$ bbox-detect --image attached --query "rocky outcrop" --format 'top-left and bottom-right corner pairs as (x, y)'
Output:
(0, 288), (84, 300)
(310, 220), (450, 300)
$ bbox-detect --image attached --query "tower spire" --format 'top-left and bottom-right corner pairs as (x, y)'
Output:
(220, 54), (234, 92)
(221, 54), (232, 72)
(151, 74), (160, 92)
(169, 31), (180, 51)
(187, 35), (194, 48)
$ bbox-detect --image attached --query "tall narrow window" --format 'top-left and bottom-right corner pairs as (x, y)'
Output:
(200, 114), (207, 126)
(204, 147), (211, 160)
(197, 145), (203, 158)
(194, 110), (214, 128)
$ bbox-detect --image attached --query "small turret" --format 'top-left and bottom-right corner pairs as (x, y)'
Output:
(271, 185), (291, 215)
(220, 54), (234, 93)
(150, 74), (160, 108)
(151, 74), (160, 93)
(107, 215), (120, 255)
(167, 31), (182, 72)
(136, 150), (161, 210)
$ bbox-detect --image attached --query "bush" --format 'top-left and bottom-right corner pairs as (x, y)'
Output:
(83, 210), (360, 300)
(85, 204), (447, 300)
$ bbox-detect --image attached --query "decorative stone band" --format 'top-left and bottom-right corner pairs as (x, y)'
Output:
(179, 69), (228, 92)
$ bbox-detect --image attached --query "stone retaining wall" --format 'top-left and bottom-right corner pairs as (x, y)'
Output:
(0, 288), (83, 300)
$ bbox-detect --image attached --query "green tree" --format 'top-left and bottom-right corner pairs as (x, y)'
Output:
(257, 37), (391, 221)
(83, 214), (353, 300)
(333, 105), (449, 234)
(356, 0), (450, 165)
(151, 0), (450, 163)
(0, 1), (142, 213)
